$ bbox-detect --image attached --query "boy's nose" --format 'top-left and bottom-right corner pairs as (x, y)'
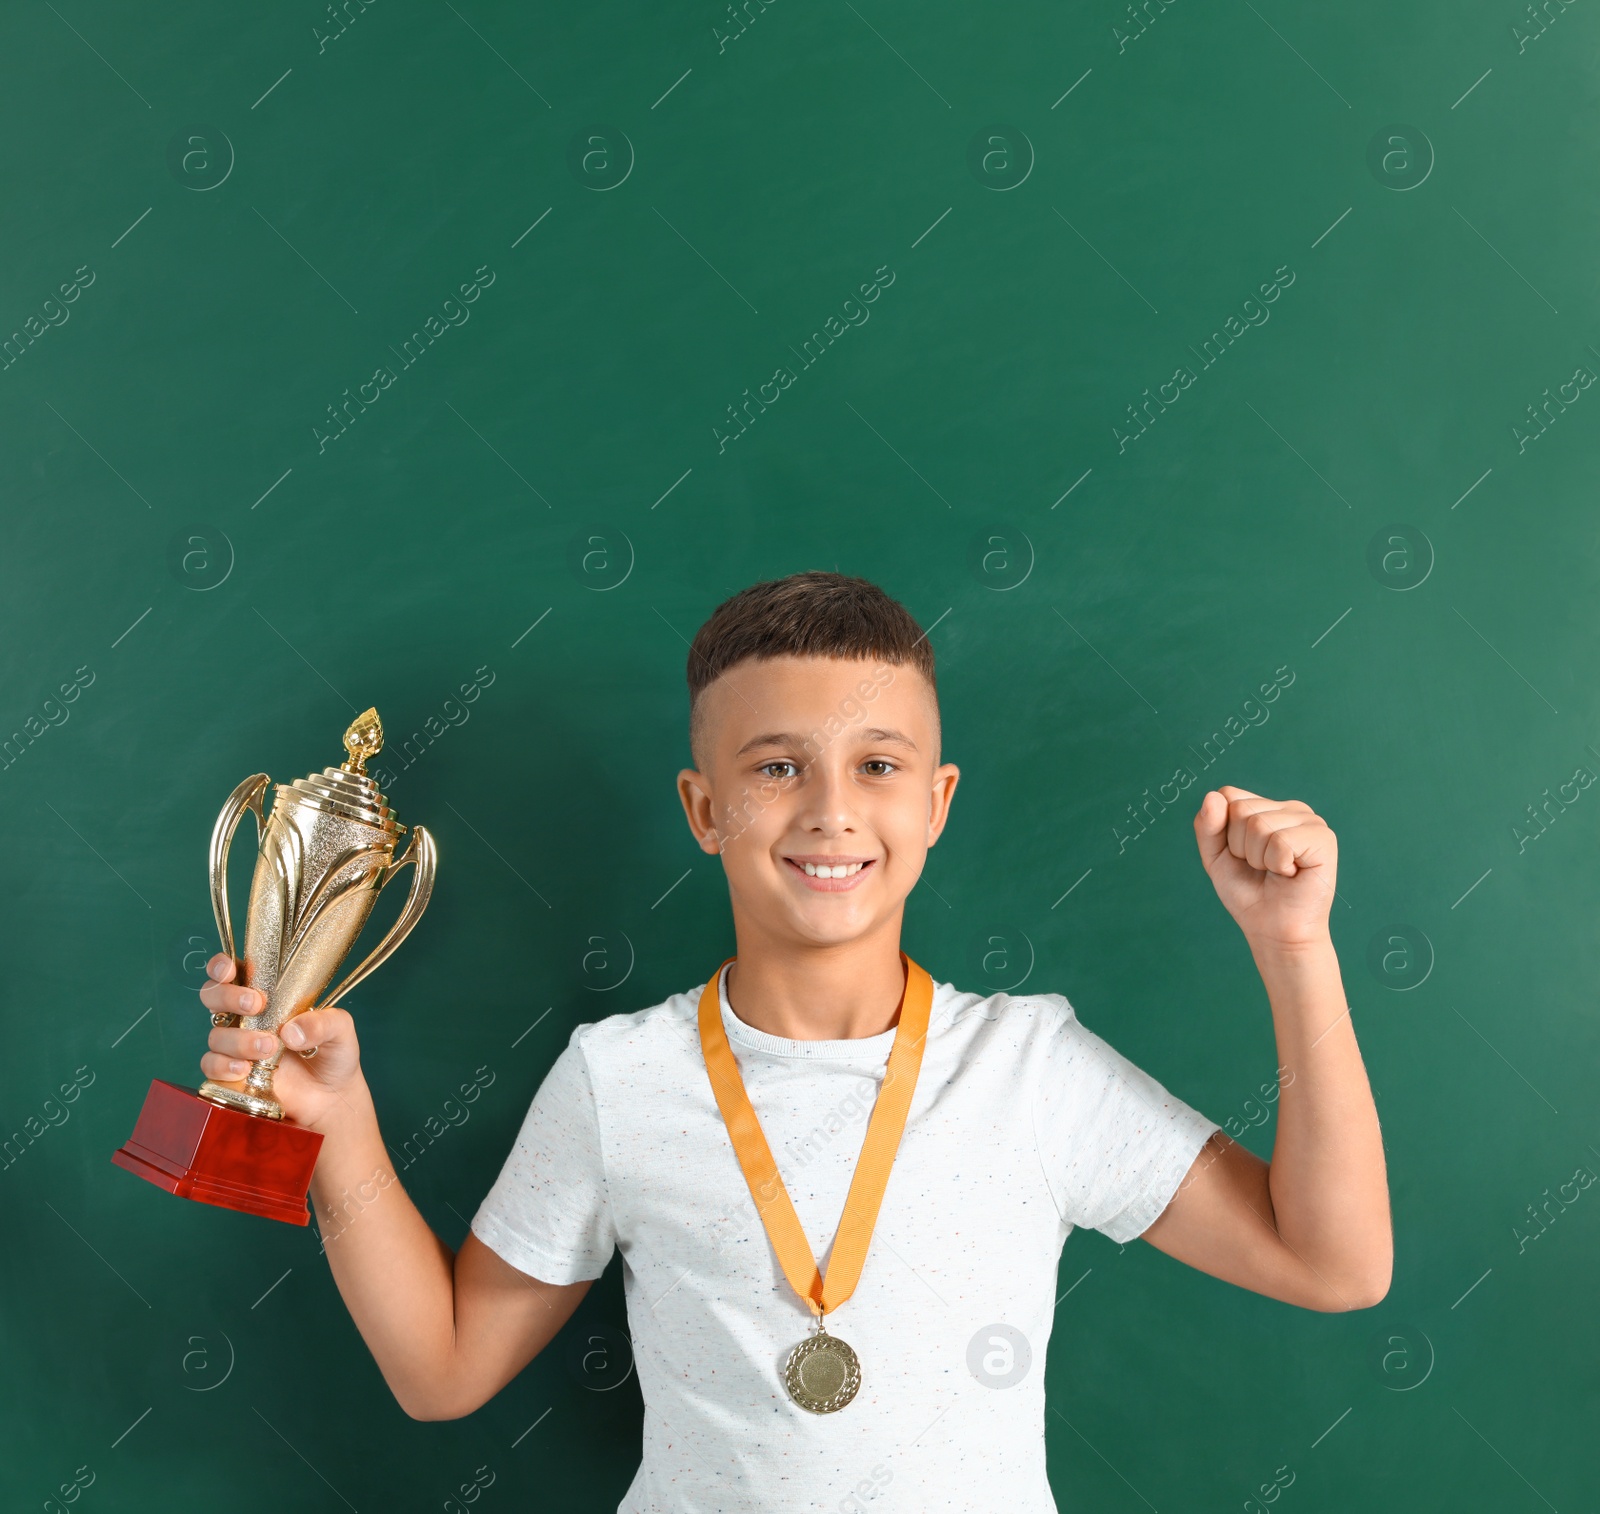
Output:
(797, 770), (857, 833)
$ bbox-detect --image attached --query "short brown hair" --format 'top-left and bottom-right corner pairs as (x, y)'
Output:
(686, 571), (937, 766)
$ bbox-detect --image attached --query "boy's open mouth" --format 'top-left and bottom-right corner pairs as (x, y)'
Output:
(783, 856), (876, 891)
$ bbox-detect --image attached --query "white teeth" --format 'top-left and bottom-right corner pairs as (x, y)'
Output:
(800, 861), (864, 879)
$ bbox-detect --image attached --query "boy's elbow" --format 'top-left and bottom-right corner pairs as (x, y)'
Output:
(394, 1377), (487, 1422)
(1347, 1262), (1393, 1311)
(1327, 1255), (1393, 1312)
(1351, 1231), (1395, 1309)
(1284, 1250), (1391, 1312)
(400, 1396), (463, 1422)
(1325, 1281), (1386, 1312)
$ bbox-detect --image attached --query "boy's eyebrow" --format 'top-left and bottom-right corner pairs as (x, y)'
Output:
(734, 727), (919, 756)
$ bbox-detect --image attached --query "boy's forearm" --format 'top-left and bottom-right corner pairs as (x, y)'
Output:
(307, 1082), (462, 1416)
(1252, 934), (1392, 1305)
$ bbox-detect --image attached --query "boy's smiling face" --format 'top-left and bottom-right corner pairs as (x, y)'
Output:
(677, 654), (959, 950)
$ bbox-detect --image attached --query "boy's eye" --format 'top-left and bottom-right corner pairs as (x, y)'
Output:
(755, 758), (896, 779)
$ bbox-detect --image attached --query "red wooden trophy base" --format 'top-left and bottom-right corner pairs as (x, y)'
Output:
(112, 1079), (324, 1226)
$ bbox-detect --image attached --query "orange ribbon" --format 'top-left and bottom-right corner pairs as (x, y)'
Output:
(697, 952), (934, 1318)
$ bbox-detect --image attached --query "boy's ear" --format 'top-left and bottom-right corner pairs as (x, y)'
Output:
(677, 768), (723, 856)
(926, 762), (960, 846)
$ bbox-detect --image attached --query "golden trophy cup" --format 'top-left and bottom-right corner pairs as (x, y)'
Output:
(113, 709), (436, 1224)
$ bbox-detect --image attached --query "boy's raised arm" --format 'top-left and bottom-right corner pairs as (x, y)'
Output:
(199, 954), (590, 1419)
(1142, 788), (1393, 1311)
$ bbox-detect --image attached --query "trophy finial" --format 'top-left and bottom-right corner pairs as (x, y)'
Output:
(342, 708), (384, 773)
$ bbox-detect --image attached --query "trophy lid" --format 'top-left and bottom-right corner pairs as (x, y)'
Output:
(271, 708), (404, 836)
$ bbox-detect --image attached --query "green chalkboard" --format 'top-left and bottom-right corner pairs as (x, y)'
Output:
(4, 0), (1598, 1508)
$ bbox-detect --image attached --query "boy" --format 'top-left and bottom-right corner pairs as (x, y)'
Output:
(199, 571), (1390, 1513)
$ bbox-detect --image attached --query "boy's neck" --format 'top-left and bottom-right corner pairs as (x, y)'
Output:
(722, 924), (910, 1041)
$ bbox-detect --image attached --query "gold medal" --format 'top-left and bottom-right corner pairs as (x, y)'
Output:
(698, 953), (934, 1413)
(784, 1326), (862, 1414)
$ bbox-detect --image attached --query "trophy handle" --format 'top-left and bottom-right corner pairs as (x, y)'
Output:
(208, 774), (270, 1028)
(310, 824), (437, 1013)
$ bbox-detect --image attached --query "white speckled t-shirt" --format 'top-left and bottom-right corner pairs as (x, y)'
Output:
(471, 965), (1220, 1514)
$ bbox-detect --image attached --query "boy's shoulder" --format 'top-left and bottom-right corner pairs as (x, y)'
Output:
(566, 982), (701, 1059)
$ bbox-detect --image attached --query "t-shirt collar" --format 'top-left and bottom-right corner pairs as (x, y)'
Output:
(716, 959), (914, 1061)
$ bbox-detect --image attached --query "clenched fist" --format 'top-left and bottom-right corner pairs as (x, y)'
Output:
(198, 954), (371, 1134)
(1193, 786), (1337, 951)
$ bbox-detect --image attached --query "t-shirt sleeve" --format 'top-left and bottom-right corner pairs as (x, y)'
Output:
(469, 1030), (617, 1284)
(1031, 997), (1222, 1244)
